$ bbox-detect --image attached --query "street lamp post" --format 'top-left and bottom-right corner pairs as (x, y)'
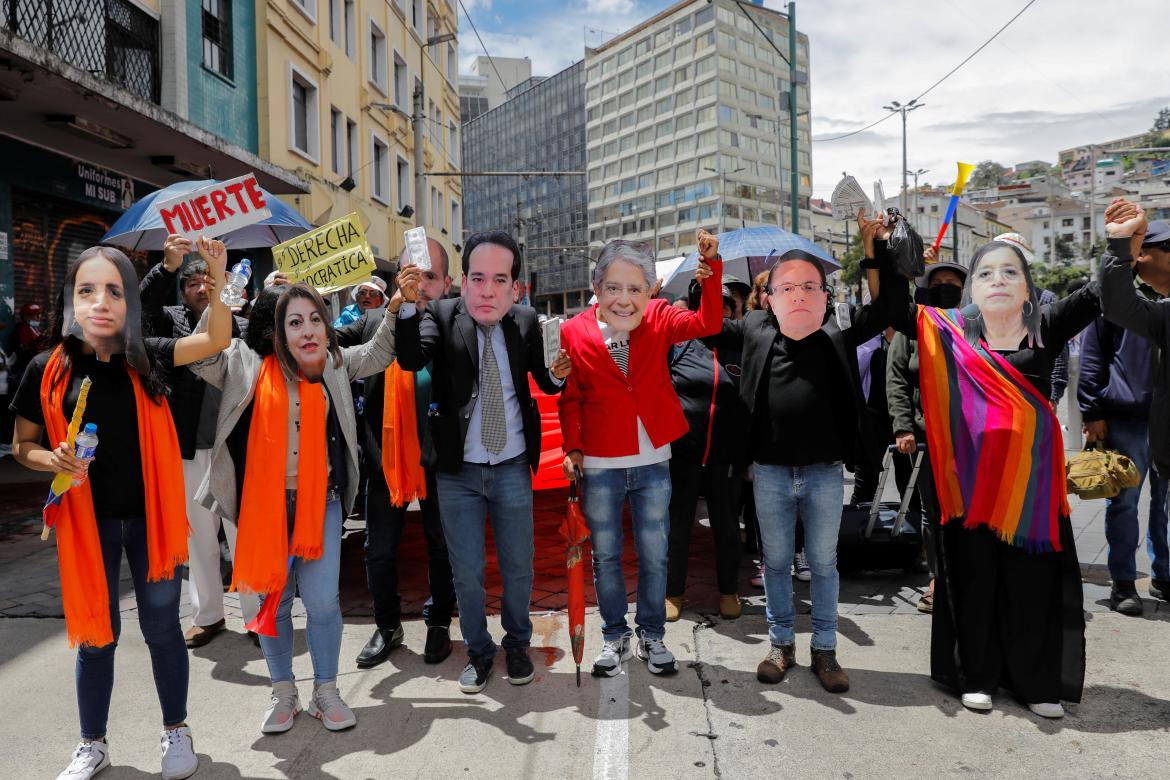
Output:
(906, 167), (928, 222)
(882, 99), (924, 216)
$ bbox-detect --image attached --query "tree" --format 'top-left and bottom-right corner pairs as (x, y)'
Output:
(1053, 234), (1076, 263)
(970, 160), (1007, 190)
(1032, 263), (1089, 298)
(836, 232), (865, 298)
(1152, 107), (1170, 132)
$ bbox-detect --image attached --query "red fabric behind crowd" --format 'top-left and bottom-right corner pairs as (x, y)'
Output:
(529, 377), (569, 491)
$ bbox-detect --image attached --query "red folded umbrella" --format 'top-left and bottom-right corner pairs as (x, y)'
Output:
(559, 471), (589, 686)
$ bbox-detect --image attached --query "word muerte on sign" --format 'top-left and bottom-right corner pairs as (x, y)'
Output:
(155, 174), (271, 241)
(272, 212), (376, 294)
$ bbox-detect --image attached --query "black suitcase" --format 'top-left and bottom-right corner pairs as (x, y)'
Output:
(838, 445), (925, 572)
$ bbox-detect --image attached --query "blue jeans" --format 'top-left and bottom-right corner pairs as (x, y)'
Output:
(1103, 417), (1170, 582)
(753, 462), (844, 650)
(259, 494), (344, 685)
(583, 462), (672, 641)
(78, 516), (187, 739)
(436, 457), (534, 658)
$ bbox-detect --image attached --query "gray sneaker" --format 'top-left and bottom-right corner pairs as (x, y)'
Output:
(458, 655), (493, 694)
(591, 634), (633, 677)
(635, 631), (677, 675)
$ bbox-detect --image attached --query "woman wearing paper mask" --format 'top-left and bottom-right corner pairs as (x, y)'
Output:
(559, 231), (723, 678)
(905, 234), (1100, 718)
(10, 239), (233, 780)
(187, 268), (406, 735)
(709, 210), (908, 694)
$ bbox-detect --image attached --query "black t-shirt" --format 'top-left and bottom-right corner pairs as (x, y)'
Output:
(10, 339), (176, 519)
(751, 329), (848, 466)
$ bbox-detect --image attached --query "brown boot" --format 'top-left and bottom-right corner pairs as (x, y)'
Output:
(810, 648), (850, 692)
(184, 618), (226, 649)
(665, 596), (683, 622)
(718, 594), (742, 620)
(756, 643), (796, 684)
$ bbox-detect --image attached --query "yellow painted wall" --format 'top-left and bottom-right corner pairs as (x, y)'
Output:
(256, 0), (462, 274)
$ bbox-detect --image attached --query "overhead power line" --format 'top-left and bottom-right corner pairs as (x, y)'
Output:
(457, 0), (508, 92)
(814, 0), (1040, 143)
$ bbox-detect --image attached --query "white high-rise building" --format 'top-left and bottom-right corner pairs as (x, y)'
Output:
(585, 0), (812, 261)
(459, 56), (533, 123)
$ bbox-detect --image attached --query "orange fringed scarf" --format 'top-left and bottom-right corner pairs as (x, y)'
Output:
(40, 345), (189, 648)
(232, 355), (328, 595)
(381, 362), (426, 505)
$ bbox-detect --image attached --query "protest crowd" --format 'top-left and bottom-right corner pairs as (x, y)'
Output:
(7, 178), (1170, 779)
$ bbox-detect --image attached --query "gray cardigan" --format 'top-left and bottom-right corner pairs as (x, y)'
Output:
(188, 309), (398, 520)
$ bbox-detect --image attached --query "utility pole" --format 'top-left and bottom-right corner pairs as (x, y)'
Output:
(883, 99), (924, 215)
(1088, 147), (1098, 275)
(907, 167), (928, 222)
(412, 32), (457, 229)
(787, 1), (799, 234)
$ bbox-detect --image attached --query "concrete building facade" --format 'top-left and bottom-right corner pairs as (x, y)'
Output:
(584, 0), (813, 263)
(459, 55), (532, 124)
(256, 0), (463, 268)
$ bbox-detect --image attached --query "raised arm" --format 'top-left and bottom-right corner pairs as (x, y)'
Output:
(1099, 199), (1168, 344)
(391, 265), (438, 372)
(140, 236), (188, 336)
(172, 237), (231, 367)
(658, 229), (725, 342)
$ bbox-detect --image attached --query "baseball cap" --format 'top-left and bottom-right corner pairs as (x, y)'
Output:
(353, 276), (387, 297)
(992, 232), (1034, 263)
(1142, 220), (1170, 245)
(916, 261), (968, 288)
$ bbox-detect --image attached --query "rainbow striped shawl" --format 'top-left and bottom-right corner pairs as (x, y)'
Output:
(917, 305), (1069, 552)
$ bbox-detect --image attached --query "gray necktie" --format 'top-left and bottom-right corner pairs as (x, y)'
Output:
(479, 324), (506, 454)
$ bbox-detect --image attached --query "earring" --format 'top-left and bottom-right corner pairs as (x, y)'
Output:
(1022, 299), (1034, 318)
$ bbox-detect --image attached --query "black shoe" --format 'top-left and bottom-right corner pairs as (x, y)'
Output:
(505, 646), (535, 685)
(424, 626), (453, 664)
(1150, 579), (1170, 602)
(247, 630), (261, 647)
(1109, 580), (1143, 616)
(355, 625), (405, 668)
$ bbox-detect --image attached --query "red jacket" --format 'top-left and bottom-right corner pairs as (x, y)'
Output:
(559, 258), (723, 457)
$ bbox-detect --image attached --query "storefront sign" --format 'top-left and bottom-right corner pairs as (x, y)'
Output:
(155, 174), (271, 241)
(272, 213), (375, 294)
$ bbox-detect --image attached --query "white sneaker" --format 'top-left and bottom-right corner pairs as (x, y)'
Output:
(261, 680), (301, 734)
(57, 740), (110, 780)
(308, 681), (357, 731)
(635, 631), (677, 675)
(160, 726), (198, 780)
(961, 692), (993, 711)
(1028, 702), (1065, 719)
(591, 634), (633, 677)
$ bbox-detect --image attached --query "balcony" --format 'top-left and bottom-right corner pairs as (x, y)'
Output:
(2, 0), (161, 103)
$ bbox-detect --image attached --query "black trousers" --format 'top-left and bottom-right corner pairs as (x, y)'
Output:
(363, 466), (455, 629)
(931, 522), (1084, 704)
(666, 458), (741, 597)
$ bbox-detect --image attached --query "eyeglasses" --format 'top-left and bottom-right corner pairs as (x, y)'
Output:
(601, 283), (649, 299)
(766, 281), (828, 297)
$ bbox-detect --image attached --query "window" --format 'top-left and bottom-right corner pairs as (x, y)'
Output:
(676, 16), (692, 35)
(694, 5), (714, 26)
(451, 200), (460, 240)
(397, 156), (411, 209)
(202, 0), (233, 80)
(449, 120), (458, 163)
(636, 61), (652, 80)
(636, 83), (652, 102)
(328, 0), (340, 44)
(344, 1), (355, 57)
(393, 52), (408, 107)
(635, 38), (651, 57)
(290, 0), (316, 22)
(654, 53), (671, 72)
(330, 108), (343, 174)
(371, 133), (389, 204)
(289, 67), (319, 161)
(346, 118), (358, 182)
(447, 44), (456, 83)
(696, 80), (715, 100)
(411, 0), (423, 35)
(369, 20), (387, 93)
(1061, 217), (1074, 227)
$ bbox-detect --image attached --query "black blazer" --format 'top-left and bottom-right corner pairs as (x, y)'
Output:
(711, 254), (909, 472)
(395, 298), (562, 474)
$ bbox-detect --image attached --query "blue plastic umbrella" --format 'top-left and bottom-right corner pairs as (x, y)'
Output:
(101, 179), (312, 251)
(662, 226), (841, 297)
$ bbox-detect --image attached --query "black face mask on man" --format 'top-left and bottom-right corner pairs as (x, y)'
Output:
(927, 284), (963, 309)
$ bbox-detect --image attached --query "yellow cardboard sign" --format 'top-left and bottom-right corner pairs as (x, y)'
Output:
(272, 212), (375, 294)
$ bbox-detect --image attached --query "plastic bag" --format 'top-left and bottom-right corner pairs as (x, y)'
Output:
(887, 212), (925, 280)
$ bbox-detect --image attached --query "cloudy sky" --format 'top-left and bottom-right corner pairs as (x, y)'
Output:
(457, 0), (1164, 199)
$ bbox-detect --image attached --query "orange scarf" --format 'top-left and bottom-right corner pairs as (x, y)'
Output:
(40, 345), (188, 648)
(381, 362), (426, 505)
(233, 355), (328, 595)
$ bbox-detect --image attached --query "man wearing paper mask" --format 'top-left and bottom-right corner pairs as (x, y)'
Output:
(334, 237), (458, 669)
(333, 277), (388, 328)
(710, 210), (908, 694)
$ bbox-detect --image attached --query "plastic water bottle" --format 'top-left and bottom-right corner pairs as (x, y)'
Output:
(72, 423), (98, 487)
(220, 258), (252, 306)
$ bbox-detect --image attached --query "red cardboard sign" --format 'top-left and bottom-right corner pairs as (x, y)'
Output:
(155, 174), (272, 241)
